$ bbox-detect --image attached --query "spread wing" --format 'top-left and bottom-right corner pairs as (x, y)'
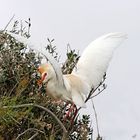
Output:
(73, 32), (127, 89)
(7, 32), (64, 86)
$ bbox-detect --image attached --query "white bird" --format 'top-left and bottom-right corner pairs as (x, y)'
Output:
(7, 32), (127, 108)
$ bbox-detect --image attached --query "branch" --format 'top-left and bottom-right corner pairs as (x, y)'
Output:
(34, 104), (68, 139)
(2, 103), (68, 139)
(28, 132), (39, 140)
(7, 113), (21, 125)
(85, 76), (106, 103)
(91, 99), (100, 137)
(15, 128), (45, 140)
(90, 84), (107, 99)
(8, 82), (18, 96)
(3, 14), (15, 31)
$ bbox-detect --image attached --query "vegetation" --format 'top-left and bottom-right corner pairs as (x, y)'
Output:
(0, 19), (105, 140)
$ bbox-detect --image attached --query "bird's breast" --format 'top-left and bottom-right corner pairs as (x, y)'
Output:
(64, 74), (89, 95)
(45, 80), (71, 101)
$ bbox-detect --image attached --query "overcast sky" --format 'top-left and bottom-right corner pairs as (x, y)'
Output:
(0, 0), (140, 140)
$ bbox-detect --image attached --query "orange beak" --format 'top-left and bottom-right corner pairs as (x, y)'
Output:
(37, 73), (47, 86)
(37, 64), (48, 86)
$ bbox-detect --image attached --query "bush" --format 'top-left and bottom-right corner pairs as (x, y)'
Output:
(0, 20), (93, 140)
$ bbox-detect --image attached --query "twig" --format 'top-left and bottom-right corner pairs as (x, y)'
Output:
(7, 113), (21, 125)
(28, 132), (39, 140)
(3, 14), (15, 31)
(34, 104), (68, 139)
(85, 76), (106, 103)
(27, 18), (31, 37)
(20, 20), (23, 36)
(91, 99), (100, 137)
(15, 128), (45, 140)
(8, 82), (18, 96)
(91, 99), (103, 140)
(3, 103), (68, 139)
(90, 85), (107, 99)
(85, 86), (100, 103)
(78, 81), (106, 112)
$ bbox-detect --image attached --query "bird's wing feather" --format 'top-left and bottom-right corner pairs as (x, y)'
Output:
(73, 32), (127, 89)
(7, 32), (64, 86)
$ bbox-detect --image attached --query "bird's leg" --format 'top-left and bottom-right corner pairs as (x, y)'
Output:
(63, 103), (78, 125)
(63, 102), (69, 115)
(63, 103), (75, 122)
(70, 105), (78, 125)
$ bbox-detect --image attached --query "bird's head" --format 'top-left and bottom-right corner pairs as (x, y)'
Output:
(37, 63), (55, 85)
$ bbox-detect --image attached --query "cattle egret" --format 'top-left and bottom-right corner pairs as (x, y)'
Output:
(7, 32), (127, 108)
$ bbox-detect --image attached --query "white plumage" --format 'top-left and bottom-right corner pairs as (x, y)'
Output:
(7, 32), (127, 107)
(73, 32), (127, 88)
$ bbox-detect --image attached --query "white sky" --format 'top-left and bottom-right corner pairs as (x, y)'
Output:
(0, 0), (140, 140)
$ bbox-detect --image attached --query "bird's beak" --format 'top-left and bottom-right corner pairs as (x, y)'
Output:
(37, 73), (47, 86)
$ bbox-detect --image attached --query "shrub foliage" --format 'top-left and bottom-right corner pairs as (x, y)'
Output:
(0, 21), (93, 140)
